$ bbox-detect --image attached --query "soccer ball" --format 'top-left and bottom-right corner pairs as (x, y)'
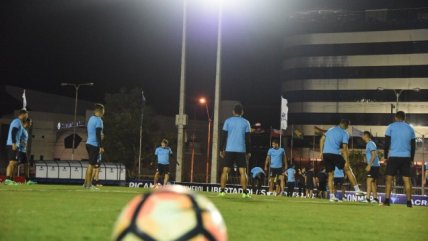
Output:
(112, 185), (228, 241)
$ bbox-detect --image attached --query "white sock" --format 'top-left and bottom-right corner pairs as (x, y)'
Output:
(330, 193), (336, 199)
(354, 185), (360, 192)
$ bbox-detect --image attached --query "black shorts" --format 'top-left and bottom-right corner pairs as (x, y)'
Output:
(269, 168), (283, 177)
(156, 164), (170, 176)
(306, 175), (314, 189)
(252, 173), (265, 181)
(323, 154), (345, 173)
(367, 166), (380, 179)
(334, 177), (344, 186)
(86, 144), (100, 165)
(318, 182), (327, 192)
(6, 146), (18, 161)
(386, 157), (411, 177)
(306, 183), (314, 190)
(18, 152), (28, 164)
(224, 152), (247, 168)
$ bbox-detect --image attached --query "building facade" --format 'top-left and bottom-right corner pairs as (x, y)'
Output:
(282, 7), (428, 161)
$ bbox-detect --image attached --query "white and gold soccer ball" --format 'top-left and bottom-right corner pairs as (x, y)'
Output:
(112, 185), (227, 241)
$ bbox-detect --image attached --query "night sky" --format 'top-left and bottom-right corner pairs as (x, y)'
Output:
(1, 0), (423, 126)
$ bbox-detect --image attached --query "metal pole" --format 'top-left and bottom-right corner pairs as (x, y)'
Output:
(267, 127), (272, 186)
(138, 91), (146, 178)
(206, 119), (212, 183)
(210, 0), (223, 184)
(422, 135), (425, 195)
(290, 124), (294, 164)
(392, 90), (402, 194)
(138, 117), (143, 178)
(395, 90), (400, 112)
(205, 103), (211, 183)
(176, 0), (187, 182)
(72, 85), (79, 161)
(190, 134), (195, 182)
(313, 134), (315, 166)
(279, 97), (283, 147)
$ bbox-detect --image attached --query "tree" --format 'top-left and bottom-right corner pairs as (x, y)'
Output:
(349, 150), (366, 185)
(102, 88), (160, 177)
(349, 149), (386, 187)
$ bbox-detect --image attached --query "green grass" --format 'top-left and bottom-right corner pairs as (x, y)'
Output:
(0, 185), (427, 241)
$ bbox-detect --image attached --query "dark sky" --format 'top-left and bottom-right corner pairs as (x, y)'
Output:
(1, 0), (424, 126)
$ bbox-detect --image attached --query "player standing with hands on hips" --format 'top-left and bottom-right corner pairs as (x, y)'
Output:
(382, 111), (416, 208)
(219, 104), (252, 198)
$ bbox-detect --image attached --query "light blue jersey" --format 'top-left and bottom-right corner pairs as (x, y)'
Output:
(223, 116), (251, 153)
(7, 118), (23, 146)
(365, 140), (380, 166)
(287, 168), (296, 182)
(334, 167), (344, 178)
(250, 167), (265, 178)
(323, 126), (349, 155)
(267, 147), (285, 168)
(385, 121), (415, 158)
(155, 147), (173, 165)
(19, 129), (29, 153)
(87, 116), (104, 147)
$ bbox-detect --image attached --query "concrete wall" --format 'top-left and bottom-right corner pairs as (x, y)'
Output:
(0, 111), (85, 161)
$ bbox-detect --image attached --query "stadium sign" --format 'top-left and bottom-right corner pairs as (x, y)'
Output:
(129, 180), (246, 194)
(57, 121), (86, 130)
(128, 180), (428, 207)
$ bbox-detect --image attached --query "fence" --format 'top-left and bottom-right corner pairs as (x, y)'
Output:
(34, 160), (126, 184)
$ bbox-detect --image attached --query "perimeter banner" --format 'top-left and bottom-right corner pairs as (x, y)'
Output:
(128, 180), (428, 207)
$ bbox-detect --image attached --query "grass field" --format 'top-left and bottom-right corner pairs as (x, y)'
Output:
(0, 184), (427, 241)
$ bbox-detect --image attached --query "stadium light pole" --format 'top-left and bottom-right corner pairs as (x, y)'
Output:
(422, 134), (426, 196)
(210, 0), (223, 184)
(412, 127), (427, 196)
(420, 134), (426, 196)
(61, 82), (94, 161)
(377, 87), (421, 112)
(176, 0), (227, 183)
(199, 97), (212, 183)
(175, 0), (188, 182)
